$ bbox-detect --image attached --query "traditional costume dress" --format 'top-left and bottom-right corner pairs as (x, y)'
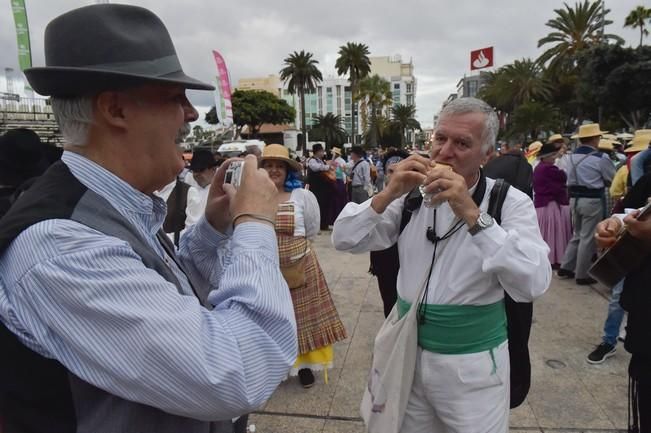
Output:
(533, 160), (572, 267)
(333, 175), (551, 433)
(275, 189), (347, 379)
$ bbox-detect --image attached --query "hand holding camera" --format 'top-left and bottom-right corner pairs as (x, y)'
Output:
(223, 155), (278, 228)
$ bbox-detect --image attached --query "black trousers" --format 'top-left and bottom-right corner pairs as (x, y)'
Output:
(630, 355), (650, 433)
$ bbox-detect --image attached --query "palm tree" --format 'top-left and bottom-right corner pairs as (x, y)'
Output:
(312, 113), (347, 149)
(391, 104), (421, 147)
(478, 59), (552, 115)
(280, 50), (323, 155)
(537, 0), (624, 73)
(357, 74), (392, 147)
(335, 42), (371, 145)
(624, 6), (651, 47)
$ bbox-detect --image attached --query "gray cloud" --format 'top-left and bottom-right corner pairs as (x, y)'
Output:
(1, 0), (642, 128)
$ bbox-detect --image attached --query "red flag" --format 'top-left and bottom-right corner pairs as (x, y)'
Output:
(470, 47), (494, 70)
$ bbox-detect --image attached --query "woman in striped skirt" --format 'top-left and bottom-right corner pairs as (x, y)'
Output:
(261, 144), (347, 388)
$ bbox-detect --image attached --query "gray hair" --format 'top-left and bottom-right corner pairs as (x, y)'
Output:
(51, 96), (95, 146)
(439, 97), (498, 152)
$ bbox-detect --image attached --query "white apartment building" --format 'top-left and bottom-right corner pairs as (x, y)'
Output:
(236, 54), (417, 145)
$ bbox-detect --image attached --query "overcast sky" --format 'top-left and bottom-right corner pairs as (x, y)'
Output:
(0, 0), (645, 128)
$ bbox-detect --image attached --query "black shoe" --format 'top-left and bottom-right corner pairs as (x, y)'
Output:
(557, 268), (575, 279)
(587, 343), (616, 364)
(298, 368), (315, 388)
(576, 277), (597, 285)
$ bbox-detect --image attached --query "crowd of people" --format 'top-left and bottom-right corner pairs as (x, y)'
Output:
(1, 4), (650, 433)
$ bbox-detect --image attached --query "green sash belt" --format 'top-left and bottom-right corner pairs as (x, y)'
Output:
(397, 297), (507, 355)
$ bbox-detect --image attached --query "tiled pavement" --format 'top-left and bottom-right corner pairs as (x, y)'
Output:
(249, 233), (629, 433)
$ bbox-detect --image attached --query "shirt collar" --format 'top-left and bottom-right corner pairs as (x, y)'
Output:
(62, 151), (167, 228)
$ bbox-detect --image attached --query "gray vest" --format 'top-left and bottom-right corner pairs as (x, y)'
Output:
(0, 160), (233, 433)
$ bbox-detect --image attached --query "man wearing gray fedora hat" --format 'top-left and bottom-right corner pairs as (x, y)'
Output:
(0, 4), (297, 433)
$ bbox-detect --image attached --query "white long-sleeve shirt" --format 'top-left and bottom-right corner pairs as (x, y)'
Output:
(288, 188), (321, 240)
(185, 184), (210, 228)
(332, 177), (551, 305)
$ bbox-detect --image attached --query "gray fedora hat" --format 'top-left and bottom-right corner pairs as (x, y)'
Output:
(24, 4), (214, 97)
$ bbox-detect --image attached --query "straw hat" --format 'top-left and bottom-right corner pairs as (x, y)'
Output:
(332, 146), (342, 155)
(547, 133), (566, 144)
(571, 123), (608, 139)
(261, 144), (302, 171)
(528, 141), (543, 153)
(624, 131), (651, 153)
(598, 139), (615, 151)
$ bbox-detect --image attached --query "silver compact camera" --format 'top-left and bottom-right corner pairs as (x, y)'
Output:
(223, 160), (244, 189)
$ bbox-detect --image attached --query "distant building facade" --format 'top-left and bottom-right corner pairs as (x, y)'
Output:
(237, 54), (418, 145)
(236, 75), (282, 98)
(456, 72), (489, 98)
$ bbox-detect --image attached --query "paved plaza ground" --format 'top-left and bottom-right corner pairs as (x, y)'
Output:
(249, 233), (630, 433)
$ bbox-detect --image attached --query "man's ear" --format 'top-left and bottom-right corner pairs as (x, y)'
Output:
(481, 146), (494, 165)
(95, 91), (129, 130)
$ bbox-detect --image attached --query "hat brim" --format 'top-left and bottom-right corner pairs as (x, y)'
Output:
(571, 130), (609, 140)
(624, 143), (649, 153)
(25, 66), (214, 97)
(261, 156), (302, 172)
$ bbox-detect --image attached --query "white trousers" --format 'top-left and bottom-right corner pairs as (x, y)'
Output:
(400, 341), (510, 433)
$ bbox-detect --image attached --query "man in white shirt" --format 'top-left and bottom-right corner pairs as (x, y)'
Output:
(332, 97), (551, 433)
(185, 149), (218, 227)
(349, 146), (372, 203)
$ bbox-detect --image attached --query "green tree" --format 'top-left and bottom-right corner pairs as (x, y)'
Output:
(479, 59), (552, 114)
(205, 107), (220, 125)
(279, 50), (323, 155)
(537, 0), (624, 73)
(508, 101), (561, 140)
(357, 74), (392, 147)
(192, 125), (204, 142)
(578, 45), (651, 129)
(312, 113), (347, 149)
(208, 89), (295, 138)
(624, 6), (651, 48)
(335, 42), (371, 145)
(391, 104), (421, 147)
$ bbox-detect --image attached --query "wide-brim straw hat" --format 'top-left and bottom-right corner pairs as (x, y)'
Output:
(24, 4), (214, 97)
(261, 144), (302, 171)
(332, 146), (342, 155)
(524, 141), (543, 159)
(571, 123), (608, 140)
(624, 132), (651, 153)
(598, 139), (615, 151)
(547, 133), (566, 144)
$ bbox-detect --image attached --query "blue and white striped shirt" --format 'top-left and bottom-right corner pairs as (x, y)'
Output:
(0, 151), (297, 420)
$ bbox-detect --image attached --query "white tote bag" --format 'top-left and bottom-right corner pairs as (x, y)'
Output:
(360, 275), (428, 433)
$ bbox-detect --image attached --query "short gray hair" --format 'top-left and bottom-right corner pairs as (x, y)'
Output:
(439, 97), (498, 152)
(51, 96), (95, 146)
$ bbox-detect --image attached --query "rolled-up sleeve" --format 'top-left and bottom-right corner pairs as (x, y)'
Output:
(470, 191), (552, 302)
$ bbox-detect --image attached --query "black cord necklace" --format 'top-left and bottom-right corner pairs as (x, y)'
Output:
(417, 170), (487, 324)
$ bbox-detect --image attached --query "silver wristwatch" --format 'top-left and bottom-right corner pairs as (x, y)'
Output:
(468, 212), (494, 235)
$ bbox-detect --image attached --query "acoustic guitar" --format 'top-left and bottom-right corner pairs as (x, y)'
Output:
(589, 201), (651, 289)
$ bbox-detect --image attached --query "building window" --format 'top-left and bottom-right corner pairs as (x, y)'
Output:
(406, 83), (412, 93)
(394, 83), (400, 90)
(467, 80), (478, 97)
(406, 95), (413, 105)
